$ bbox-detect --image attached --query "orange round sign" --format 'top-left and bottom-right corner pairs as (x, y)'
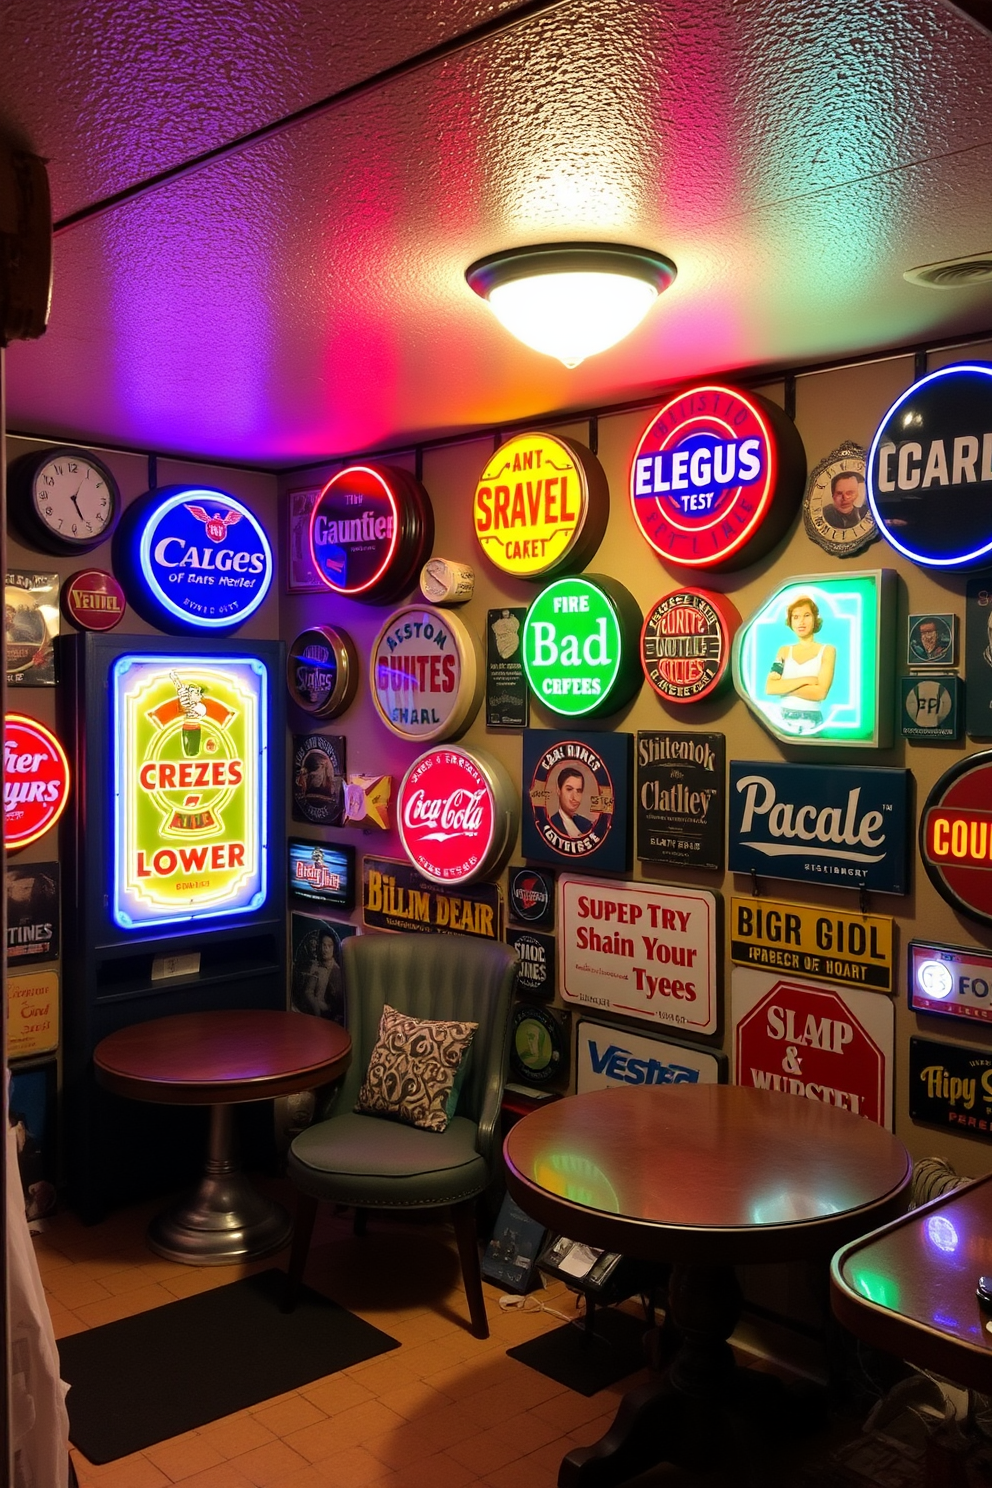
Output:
(473, 433), (608, 579)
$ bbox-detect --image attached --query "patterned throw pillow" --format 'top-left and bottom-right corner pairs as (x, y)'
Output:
(355, 1005), (478, 1133)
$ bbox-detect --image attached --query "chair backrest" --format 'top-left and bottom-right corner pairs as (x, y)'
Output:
(336, 934), (518, 1163)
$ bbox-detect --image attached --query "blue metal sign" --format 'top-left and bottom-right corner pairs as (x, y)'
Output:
(119, 485), (273, 632)
(728, 761), (910, 894)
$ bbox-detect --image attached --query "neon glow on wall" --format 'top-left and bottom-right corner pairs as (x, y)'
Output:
(112, 654), (268, 928)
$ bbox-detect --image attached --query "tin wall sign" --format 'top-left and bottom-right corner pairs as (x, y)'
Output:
(728, 761), (910, 895)
(639, 588), (739, 704)
(576, 1019), (725, 1093)
(291, 733), (345, 827)
(909, 1036), (992, 1140)
(4, 714), (71, 852)
(733, 970), (893, 1128)
(559, 873), (719, 1036)
(909, 940), (992, 1027)
(522, 730), (632, 874)
(730, 896), (893, 992)
(486, 607), (529, 729)
(901, 676), (961, 742)
(506, 928), (556, 999)
(6, 570), (58, 686)
(117, 486), (274, 633)
(6, 860), (59, 967)
(510, 1004), (569, 1087)
(371, 605), (483, 742)
(732, 571), (894, 747)
(966, 575), (992, 738)
(867, 363), (992, 570)
(920, 751), (992, 927)
(522, 574), (642, 719)
(6, 968), (59, 1059)
(802, 442), (876, 558)
(473, 432), (609, 579)
(61, 568), (126, 633)
(908, 613), (958, 669)
(396, 745), (517, 886)
(286, 626), (358, 719)
(508, 865), (556, 930)
(309, 463), (434, 603)
(636, 730), (725, 871)
(362, 855), (502, 939)
(629, 384), (806, 571)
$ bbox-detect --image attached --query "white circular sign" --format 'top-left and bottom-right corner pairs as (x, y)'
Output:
(370, 605), (483, 742)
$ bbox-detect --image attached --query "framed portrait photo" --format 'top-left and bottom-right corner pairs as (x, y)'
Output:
(907, 612), (958, 669)
(802, 442), (877, 558)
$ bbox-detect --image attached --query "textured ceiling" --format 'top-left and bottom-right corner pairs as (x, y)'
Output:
(5, 0), (992, 465)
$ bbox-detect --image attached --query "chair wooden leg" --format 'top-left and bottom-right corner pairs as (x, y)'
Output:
(353, 1206), (368, 1237)
(451, 1198), (489, 1339)
(283, 1191), (318, 1312)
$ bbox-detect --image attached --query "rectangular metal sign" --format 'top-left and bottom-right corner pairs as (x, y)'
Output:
(6, 968), (59, 1059)
(576, 1019), (725, 1092)
(363, 856), (502, 939)
(486, 607), (529, 728)
(909, 940), (992, 1026)
(728, 761), (910, 894)
(636, 730), (725, 871)
(506, 927), (555, 999)
(909, 1036), (992, 1140)
(558, 873), (719, 1036)
(730, 896), (893, 992)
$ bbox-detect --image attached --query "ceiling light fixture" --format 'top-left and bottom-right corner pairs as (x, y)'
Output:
(465, 243), (677, 368)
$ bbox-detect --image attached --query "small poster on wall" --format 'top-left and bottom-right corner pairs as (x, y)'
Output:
(285, 484), (327, 592)
(6, 861), (59, 967)
(486, 608), (529, 728)
(636, 731), (725, 871)
(6, 570), (59, 686)
(966, 575), (992, 738)
(292, 733), (346, 826)
(6, 968), (59, 1059)
(289, 913), (358, 1024)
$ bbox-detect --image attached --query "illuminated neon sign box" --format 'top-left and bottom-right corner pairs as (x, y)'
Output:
(112, 655), (267, 929)
(4, 714), (71, 852)
(116, 486), (273, 633)
(732, 571), (894, 747)
(909, 940), (992, 1027)
(640, 588), (740, 703)
(397, 745), (518, 886)
(309, 463), (434, 604)
(288, 839), (356, 911)
(920, 750), (992, 928)
(629, 384), (806, 571)
(473, 432), (609, 579)
(522, 575), (642, 719)
(867, 363), (992, 570)
(371, 605), (483, 742)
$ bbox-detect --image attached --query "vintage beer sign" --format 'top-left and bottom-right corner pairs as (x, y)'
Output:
(901, 675), (961, 741)
(288, 839), (355, 911)
(522, 575), (642, 719)
(728, 761), (910, 894)
(920, 751), (992, 927)
(486, 608), (529, 728)
(640, 588), (738, 703)
(397, 745), (517, 886)
(868, 363), (992, 571)
(730, 896), (893, 992)
(576, 1020), (725, 1092)
(966, 575), (992, 738)
(6, 968), (59, 1059)
(909, 940), (992, 1027)
(510, 1004), (568, 1087)
(363, 856), (502, 939)
(909, 1036), (992, 1140)
(522, 730), (632, 874)
(472, 432), (609, 579)
(4, 715), (71, 852)
(636, 730), (725, 871)
(733, 970), (893, 1128)
(506, 928), (556, 999)
(111, 656), (266, 928)
(309, 463), (434, 603)
(559, 874), (719, 1036)
(291, 733), (345, 827)
(629, 384), (806, 571)
(371, 605), (482, 742)
(6, 861), (59, 966)
(286, 626), (357, 719)
(61, 568), (126, 633)
(508, 865), (555, 930)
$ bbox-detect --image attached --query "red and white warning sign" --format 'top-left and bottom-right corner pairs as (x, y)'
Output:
(732, 969), (893, 1129)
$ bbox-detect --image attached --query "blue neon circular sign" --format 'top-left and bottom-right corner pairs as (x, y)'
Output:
(120, 486), (273, 632)
(867, 362), (992, 569)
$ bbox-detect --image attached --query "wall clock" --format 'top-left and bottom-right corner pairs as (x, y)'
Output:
(9, 446), (121, 555)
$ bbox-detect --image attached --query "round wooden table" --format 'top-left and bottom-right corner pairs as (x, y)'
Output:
(504, 1085), (912, 1486)
(94, 1009), (351, 1265)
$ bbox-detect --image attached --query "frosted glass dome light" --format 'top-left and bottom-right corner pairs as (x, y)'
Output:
(466, 244), (676, 368)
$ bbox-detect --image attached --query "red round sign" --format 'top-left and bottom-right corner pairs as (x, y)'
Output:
(629, 384), (806, 570)
(921, 751), (992, 927)
(4, 714), (71, 851)
(640, 587), (740, 703)
(62, 568), (127, 631)
(397, 746), (517, 885)
(309, 463), (434, 604)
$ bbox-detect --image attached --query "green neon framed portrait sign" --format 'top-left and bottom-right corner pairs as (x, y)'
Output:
(732, 571), (894, 747)
(522, 575), (642, 718)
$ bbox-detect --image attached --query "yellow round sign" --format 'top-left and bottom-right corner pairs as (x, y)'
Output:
(472, 433), (609, 579)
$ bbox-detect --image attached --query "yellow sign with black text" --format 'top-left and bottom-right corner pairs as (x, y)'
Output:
(730, 897), (893, 992)
(6, 968), (59, 1059)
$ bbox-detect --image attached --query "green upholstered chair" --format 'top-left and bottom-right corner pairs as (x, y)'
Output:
(284, 932), (518, 1338)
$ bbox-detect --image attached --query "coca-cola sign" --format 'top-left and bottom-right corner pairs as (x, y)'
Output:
(4, 714), (71, 851)
(397, 746), (517, 885)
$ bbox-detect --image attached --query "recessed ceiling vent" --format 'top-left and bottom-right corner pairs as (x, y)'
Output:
(904, 252), (992, 289)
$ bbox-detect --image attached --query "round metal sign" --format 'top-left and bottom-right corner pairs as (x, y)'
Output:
(868, 363), (992, 570)
(630, 384), (806, 570)
(309, 463), (434, 603)
(61, 568), (127, 632)
(522, 574), (642, 719)
(640, 588), (740, 703)
(510, 1004), (565, 1086)
(920, 750), (992, 927)
(473, 432), (609, 579)
(397, 744), (517, 885)
(371, 605), (483, 742)
(4, 714), (71, 851)
(286, 626), (358, 719)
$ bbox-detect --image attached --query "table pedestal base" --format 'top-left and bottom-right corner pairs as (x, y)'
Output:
(147, 1104), (292, 1266)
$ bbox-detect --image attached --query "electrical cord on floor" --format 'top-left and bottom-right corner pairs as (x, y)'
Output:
(498, 1293), (574, 1324)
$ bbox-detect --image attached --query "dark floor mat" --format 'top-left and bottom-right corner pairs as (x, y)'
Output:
(507, 1306), (647, 1395)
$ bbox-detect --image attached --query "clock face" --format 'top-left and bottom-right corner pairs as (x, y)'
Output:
(16, 447), (121, 554)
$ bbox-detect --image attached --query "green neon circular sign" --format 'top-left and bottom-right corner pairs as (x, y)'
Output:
(522, 574), (643, 717)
